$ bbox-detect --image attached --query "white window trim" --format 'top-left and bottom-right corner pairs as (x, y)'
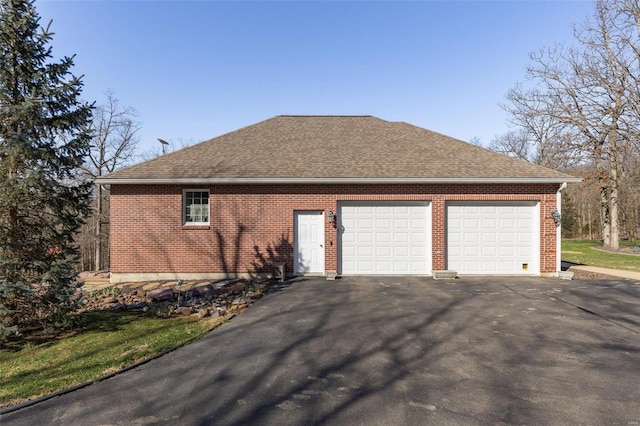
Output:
(183, 189), (210, 226)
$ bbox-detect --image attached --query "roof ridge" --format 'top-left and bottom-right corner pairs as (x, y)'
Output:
(276, 115), (375, 118)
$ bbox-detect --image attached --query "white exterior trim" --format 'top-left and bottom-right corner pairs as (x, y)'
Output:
(183, 188), (210, 226)
(556, 182), (568, 276)
(96, 177), (582, 185)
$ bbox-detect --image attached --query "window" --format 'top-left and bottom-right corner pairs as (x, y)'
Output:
(184, 190), (209, 225)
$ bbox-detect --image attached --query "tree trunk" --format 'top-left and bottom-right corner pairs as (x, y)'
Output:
(601, 187), (611, 246)
(587, 206), (593, 240)
(608, 125), (620, 249)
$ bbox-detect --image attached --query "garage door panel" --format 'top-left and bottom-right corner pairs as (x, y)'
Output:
(447, 202), (539, 275)
(342, 246), (356, 256)
(517, 246), (531, 256)
(448, 232), (462, 243)
(482, 233), (497, 243)
(518, 234), (533, 244)
(464, 218), (479, 228)
(376, 232), (392, 243)
(464, 246), (479, 256)
(393, 233), (409, 243)
(393, 218), (410, 230)
(482, 246), (497, 256)
(376, 218), (392, 229)
(500, 218), (516, 229)
(449, 246), (462, 257)
(358, 233), (373, 243)
(342, 261), (356, 272)
(359, 218), (374, 229)
(412, 246), (428, 256)
(499, 233), (515, 243)
(412, 218), (428, 227)
(412, 232), (427, 243)
(449, 217), (462, 228)
(499, 247), (514, 256)
(377, 259), (391, 268)
(464, 233), (479, 243)
(481, 218), (497, 229)
(376, 246), (392, 257)
(358, 206), (374, 215)
(394, 246), (409, 256)
(358, 246), (373, 256)
(340, 202), (431, 275)
(412, 261), (428, 270)
(517, 220), (533, 229)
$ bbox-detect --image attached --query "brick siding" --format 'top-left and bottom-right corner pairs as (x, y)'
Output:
(110, 183), (560, 276)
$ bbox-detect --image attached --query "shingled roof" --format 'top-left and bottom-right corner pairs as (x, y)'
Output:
(97, 115), (579, 184)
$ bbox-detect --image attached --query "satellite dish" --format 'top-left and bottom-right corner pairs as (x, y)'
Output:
(157, 138), (170, 154)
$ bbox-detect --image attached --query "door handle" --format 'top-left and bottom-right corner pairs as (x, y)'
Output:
(320, 244), (323, 248)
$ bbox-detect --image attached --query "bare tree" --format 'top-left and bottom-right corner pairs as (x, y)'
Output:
(82, 90), (141, 270)
(496, 0), (640, 249)
(468, 136), (483, 147)
(491, 84), (582, 169)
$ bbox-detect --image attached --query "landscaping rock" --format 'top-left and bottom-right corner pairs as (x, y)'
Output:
(226, 282), (246, 294)
(148, 288), (174, 301)
(128, 302), (147, 311)
(191, 284), (214, 297)
(175, 306), (193, 316)
(193, 309), (209, 319)
(107, 303), (125, 311)
(78, 277), (274, 322)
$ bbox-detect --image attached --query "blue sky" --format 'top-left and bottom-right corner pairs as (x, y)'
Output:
(38, 0), (594, 155)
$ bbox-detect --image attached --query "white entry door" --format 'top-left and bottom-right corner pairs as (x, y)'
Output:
(294, 211), (325, 274)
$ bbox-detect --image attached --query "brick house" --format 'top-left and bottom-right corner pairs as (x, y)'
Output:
(96, 115), (580, 283)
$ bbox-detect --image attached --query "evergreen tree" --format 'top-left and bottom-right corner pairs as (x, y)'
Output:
(0, 0), (92, 341)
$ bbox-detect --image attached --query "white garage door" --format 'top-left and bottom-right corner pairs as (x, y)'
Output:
(339, 202), (431, 275)
(447, 202), (539, 275)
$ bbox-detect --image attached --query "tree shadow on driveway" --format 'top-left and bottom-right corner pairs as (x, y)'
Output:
(2, 276), (640, 425)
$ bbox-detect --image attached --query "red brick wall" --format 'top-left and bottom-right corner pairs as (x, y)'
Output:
(109, 183), (560, 276)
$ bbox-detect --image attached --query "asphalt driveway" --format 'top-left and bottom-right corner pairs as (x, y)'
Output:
(2, 276), (640, 425)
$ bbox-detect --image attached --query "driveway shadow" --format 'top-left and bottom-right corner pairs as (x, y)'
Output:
(2, 276), (639, 425)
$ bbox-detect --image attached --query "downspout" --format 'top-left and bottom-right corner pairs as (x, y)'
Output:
(556, 182), (568, 276)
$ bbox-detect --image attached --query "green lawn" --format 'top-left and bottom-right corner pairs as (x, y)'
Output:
(0, 312), (224, 408)
(562, 239), (640, 272)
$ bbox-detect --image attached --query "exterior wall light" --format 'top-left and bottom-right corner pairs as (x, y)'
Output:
(550, 209), (561, 228)
(327, 210), (336, 226)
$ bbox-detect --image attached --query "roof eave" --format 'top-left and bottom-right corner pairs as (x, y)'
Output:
(95, 177), (582, 185)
